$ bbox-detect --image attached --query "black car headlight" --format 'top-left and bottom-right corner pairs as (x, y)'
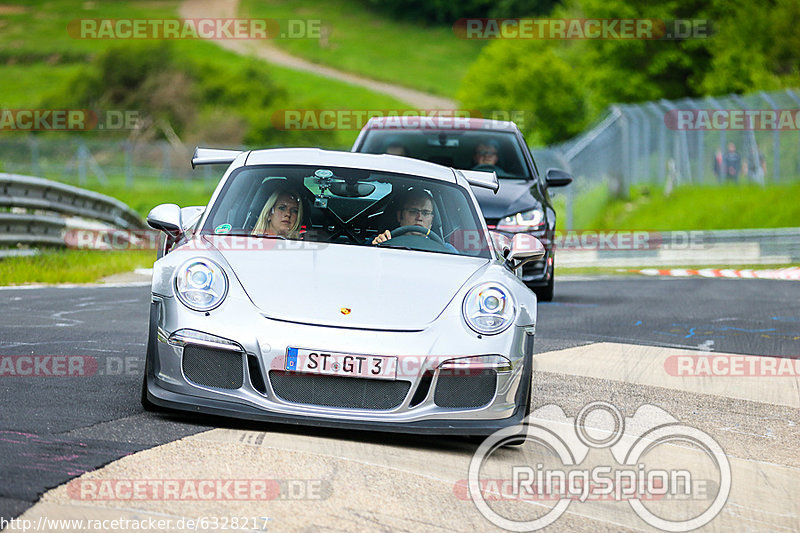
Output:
(462, 283), (516, 335)
(497, 208), (544, 232)
(174, 258), (228, 311)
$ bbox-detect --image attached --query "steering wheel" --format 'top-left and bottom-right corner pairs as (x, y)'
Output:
(387, 225), (445, 245)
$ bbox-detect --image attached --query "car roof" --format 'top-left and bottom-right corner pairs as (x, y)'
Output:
(363, 115), (520, 132)
(243, 148), (457, 184)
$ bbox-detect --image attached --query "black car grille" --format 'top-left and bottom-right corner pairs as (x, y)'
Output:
(182, 345), (244, 390)
(523, 260), (547, 276)
(434, 369), (497, 408)
(269, 371), (411, 410)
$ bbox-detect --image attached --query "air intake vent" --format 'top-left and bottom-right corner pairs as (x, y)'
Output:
(434, 369), (497, 408)
(182, 345), (243, 389)
(269, 371), (410, 410)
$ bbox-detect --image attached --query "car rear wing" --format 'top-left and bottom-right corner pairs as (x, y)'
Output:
(457, 169), (499, 193)
(191, 147), (245, 169)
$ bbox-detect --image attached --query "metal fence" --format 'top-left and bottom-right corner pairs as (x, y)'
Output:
(0, 137), (238, 186)
(2, 88), (799, 222)
(537, 88), (800, 227)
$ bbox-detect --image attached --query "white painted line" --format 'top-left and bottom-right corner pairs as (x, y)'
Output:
(534, 342), (800, 408)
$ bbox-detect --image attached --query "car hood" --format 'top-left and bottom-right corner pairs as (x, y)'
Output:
(471, 179), (541, 220)
(207, 238), (490, 331)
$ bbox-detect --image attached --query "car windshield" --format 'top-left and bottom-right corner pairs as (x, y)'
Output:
(358, 129), (532, 179)
(201, 165), (492, 258)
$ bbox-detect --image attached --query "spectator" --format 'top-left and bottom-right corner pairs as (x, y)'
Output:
(723, 142), (741, 182)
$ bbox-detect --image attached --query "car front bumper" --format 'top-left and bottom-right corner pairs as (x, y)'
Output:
(144, 297), (535, 436)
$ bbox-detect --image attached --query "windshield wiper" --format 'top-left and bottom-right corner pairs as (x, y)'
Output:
(377, 243), (415, 251)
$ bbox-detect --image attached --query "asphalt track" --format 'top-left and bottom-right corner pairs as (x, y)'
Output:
(1, 277), (799, 531)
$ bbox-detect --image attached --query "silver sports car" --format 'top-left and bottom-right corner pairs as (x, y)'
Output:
(142, 148), (544, 436)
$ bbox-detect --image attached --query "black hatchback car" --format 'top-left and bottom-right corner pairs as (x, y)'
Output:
(352, 116), (571, 301)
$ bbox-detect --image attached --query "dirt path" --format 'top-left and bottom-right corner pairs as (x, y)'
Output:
(179, 0), (457, 109)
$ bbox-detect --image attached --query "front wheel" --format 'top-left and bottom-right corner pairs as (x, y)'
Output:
(141, 301), (162, 412)
(140, 374), (158, 412)
(533, 274), (554, 302)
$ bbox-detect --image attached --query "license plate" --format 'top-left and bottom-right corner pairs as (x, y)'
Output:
(285, 347), (396, 380)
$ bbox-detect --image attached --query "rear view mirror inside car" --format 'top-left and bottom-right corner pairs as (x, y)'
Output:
(328, 181), (377, 197)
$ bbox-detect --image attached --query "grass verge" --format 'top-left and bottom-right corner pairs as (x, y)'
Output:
(240, 0), (483, 98)
(88, 177), (218, 217)
(0, 249), (154, 285)
(587, 182), (800, 230)
(1, 0), (408, 149)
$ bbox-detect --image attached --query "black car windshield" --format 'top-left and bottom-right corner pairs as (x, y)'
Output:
(201, 165), (492, 258)
(358, 129), (532, 179)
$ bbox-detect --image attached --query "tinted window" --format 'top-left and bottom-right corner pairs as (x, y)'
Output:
(359, 130), (531, 179)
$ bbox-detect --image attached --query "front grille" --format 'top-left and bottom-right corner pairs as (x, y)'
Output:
(269, 371), (410, 410)
(434, 369), (497, 408)
(523, 260), (547, 276)
(182, 345), (244, 389)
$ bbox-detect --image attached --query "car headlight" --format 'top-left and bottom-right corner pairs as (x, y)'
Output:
(462, 283), (516, 335)
(174, 258), (228, 311)
(498, 208), (544, 231)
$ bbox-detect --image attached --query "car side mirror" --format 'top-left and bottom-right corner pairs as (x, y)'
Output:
(180, 206), (205, 233)
(489, 231), (512, 258)
(147, 203), (183, 238)
(545, 168), (573, 187)
(506, 233), (546, 270)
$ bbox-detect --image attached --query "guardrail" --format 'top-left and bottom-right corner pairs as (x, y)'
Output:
(0, 173), (146, 230)
(0, 213), (66, 247)
(0, 173), (146, 254)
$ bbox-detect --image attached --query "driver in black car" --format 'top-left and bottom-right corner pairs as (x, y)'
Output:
(371, 189), (457, 252)
(472, 139), (509, 177)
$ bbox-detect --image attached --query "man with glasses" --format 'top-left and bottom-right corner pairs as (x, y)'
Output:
(371, 189), (456, 251)
(472, 139), (509, 176)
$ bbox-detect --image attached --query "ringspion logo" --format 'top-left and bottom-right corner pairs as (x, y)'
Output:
(468, 401), (730, 531)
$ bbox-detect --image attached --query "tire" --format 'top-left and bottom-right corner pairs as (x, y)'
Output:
(531, 267), (554, 302)
(534, 276), (554, 302)
(140, 374), (159, 412)
(141, 301), (161, 412)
